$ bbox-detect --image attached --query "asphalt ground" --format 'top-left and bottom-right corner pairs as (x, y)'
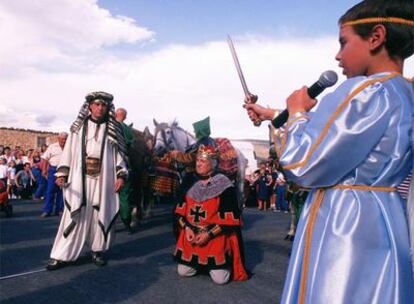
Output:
(0, 199), (292, 304)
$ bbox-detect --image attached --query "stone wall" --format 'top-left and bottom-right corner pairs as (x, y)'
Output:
(0, 127), (59, 150)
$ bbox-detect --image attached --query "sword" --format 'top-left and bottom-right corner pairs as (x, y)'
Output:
(227, 35), (261, 126)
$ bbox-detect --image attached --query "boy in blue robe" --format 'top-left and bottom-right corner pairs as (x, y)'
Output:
(245, 0), (414, 303)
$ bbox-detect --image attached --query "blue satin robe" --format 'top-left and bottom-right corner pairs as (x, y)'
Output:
(275, 72), (414, 304)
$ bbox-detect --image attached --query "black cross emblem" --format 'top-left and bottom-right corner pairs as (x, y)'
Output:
(190, 206), (206, 223)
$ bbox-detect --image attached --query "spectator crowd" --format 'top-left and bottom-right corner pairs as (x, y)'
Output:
(0, 133), (67, 218)
(0, 144), (48, 200)
(244, 159), (290, 213)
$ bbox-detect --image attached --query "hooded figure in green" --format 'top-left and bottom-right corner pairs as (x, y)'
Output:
(186, 116), (216, 152)
(115, 108), (136, 231)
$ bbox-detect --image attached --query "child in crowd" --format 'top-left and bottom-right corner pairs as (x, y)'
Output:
(15, 163), (35, 199)
(7, 160), (17, 199)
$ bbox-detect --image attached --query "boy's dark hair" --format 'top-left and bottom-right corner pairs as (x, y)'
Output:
(339, 0), (414, 59)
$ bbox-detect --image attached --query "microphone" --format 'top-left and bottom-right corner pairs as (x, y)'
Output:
(271, 70), (338, 128)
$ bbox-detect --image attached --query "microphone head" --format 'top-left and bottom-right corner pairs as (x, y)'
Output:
(318, 70), (338, 88)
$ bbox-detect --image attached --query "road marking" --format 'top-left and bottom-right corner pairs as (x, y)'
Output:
(0, 268), (46, 280)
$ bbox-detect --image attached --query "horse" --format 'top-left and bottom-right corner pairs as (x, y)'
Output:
(149, 119), (196, 202)
(151, 119), (247, 208)
(153, 119), (196, 157)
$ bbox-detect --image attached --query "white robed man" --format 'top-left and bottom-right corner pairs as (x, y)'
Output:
(47, 91), (128, 270)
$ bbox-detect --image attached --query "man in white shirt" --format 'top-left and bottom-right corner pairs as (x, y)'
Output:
(40, 132), (67, 217)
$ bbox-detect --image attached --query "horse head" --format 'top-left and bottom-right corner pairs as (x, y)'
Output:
(152, 119), (196, 157)
(142, 126), (154, 151)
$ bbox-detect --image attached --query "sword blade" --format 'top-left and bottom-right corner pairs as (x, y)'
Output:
(227, 35), (250, 97)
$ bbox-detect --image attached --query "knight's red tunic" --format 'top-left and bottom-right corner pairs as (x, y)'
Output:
(173, 173), (248, 281)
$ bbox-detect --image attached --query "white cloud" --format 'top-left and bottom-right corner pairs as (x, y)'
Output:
(0, 36), (337, 138)
(0, 106), (68, 131)
(1, 1), (413, 141)
(0, 0), (154, 76)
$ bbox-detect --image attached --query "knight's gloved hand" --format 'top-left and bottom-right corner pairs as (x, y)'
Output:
(195, 231), (210, 247)
(185, 227), (196, 244)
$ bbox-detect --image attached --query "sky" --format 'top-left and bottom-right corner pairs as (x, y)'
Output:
(0, 0), (413, 140)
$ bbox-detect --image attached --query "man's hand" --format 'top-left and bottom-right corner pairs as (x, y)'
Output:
(195, 231), (210, 247)
(185, 227), (196, 244)
(244, 103), (277, 122)
(114, 178), (125, 192)
(55, 177), (65, 187)
(286, 86), (317, 115)
(169, 150), (181, 159)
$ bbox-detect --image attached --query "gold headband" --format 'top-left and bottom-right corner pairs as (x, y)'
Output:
(342, 17), (414, 27)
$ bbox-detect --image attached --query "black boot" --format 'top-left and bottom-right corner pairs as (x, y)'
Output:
(91, 252), (107, 266)
(46, 259), (66, 271)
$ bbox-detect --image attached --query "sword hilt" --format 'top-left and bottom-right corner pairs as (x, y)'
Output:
(244, 94), (261, 126)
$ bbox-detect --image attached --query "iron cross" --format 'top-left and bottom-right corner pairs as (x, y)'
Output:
(190, 206), (206, 223)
